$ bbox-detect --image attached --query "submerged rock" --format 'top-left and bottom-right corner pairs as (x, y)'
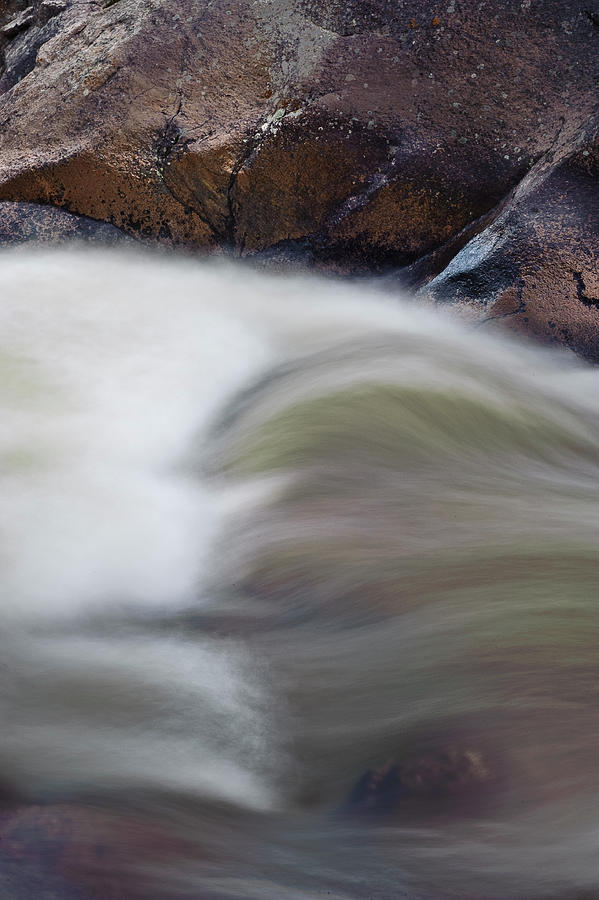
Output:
(346, 748), (490, 815)
(0, 803), (189, 899)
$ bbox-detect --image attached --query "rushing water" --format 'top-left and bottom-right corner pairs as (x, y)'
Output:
(1, 247), (599, 899)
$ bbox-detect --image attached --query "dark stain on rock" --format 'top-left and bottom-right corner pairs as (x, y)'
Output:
(154, 118), (192, 177)
(584, 9), (599, 29)
(573, 271), (599, 309)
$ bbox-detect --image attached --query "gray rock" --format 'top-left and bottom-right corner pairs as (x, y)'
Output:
(0, 200), (132, 245)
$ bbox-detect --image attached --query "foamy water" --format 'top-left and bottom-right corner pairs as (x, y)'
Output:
(1, 247), (598, 899)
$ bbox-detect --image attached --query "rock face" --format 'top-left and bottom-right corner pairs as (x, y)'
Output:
(0, 0), (597, 356)
(422, 136), (599, 360)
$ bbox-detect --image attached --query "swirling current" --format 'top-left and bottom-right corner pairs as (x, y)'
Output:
(1, 248), (598, 900)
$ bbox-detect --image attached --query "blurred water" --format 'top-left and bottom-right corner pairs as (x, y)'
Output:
(1, 247), (598, 899)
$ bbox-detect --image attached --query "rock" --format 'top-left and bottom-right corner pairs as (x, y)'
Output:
(422, 135), (599, 361)
(0, 803), (189, 899)
(1, 9), (35, 40)
(37, 0), (67, 25)
(345, 760), (406, 814)
(345, 748), (490, 815)
(0, 200), (132, 244)
(0, 0), (65, 93)
(0, 0), (597, 355)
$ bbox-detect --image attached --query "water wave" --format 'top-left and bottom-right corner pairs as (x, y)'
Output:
(1, 247), (598, 899)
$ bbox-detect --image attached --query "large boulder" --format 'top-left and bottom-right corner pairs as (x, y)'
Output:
(422, 135), (599, 360)
(0, 0), (597, 355)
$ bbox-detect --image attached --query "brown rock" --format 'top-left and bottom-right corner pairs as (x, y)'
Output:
(422, 134), (599, 361)
(0, 0), (597, 354)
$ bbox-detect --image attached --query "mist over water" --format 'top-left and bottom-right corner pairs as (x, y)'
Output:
(1, 247), (599, 899)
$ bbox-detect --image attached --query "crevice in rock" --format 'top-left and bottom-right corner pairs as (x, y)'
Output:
(411, 131), (580, 296)
(154, 95), (192, 176)
(0, 1), (68, 93)
(542, 114), (567, 166)
(320, 169), (390, 235)
(151, 92), (222, 240)
(37, 1), (67, 25)
(316, 165), (524, 281)
(225, 139), (255, 250)
(402, 201), (512, 290)
(584, 9), (599, 29)
(573, 271), (599, 308)
(158, 174), (218, 240)
(1, 8), (35, 40)
(225, 107), (299, 250)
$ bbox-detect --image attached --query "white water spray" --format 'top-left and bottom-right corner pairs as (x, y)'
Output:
(1, 247), (599, 900)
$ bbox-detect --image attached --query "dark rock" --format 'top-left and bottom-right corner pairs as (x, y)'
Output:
(345, 748), (490, 815)
(0, 200), (132, 245)
(37, 0), (66, 25)
(0, 0), (68, 93)
(1, 9), (34, 40)
(345, 760), (406, 814)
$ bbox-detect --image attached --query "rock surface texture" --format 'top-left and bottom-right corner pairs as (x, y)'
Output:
(0, 200), (130, 243)
(0, 0), (597, 356)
